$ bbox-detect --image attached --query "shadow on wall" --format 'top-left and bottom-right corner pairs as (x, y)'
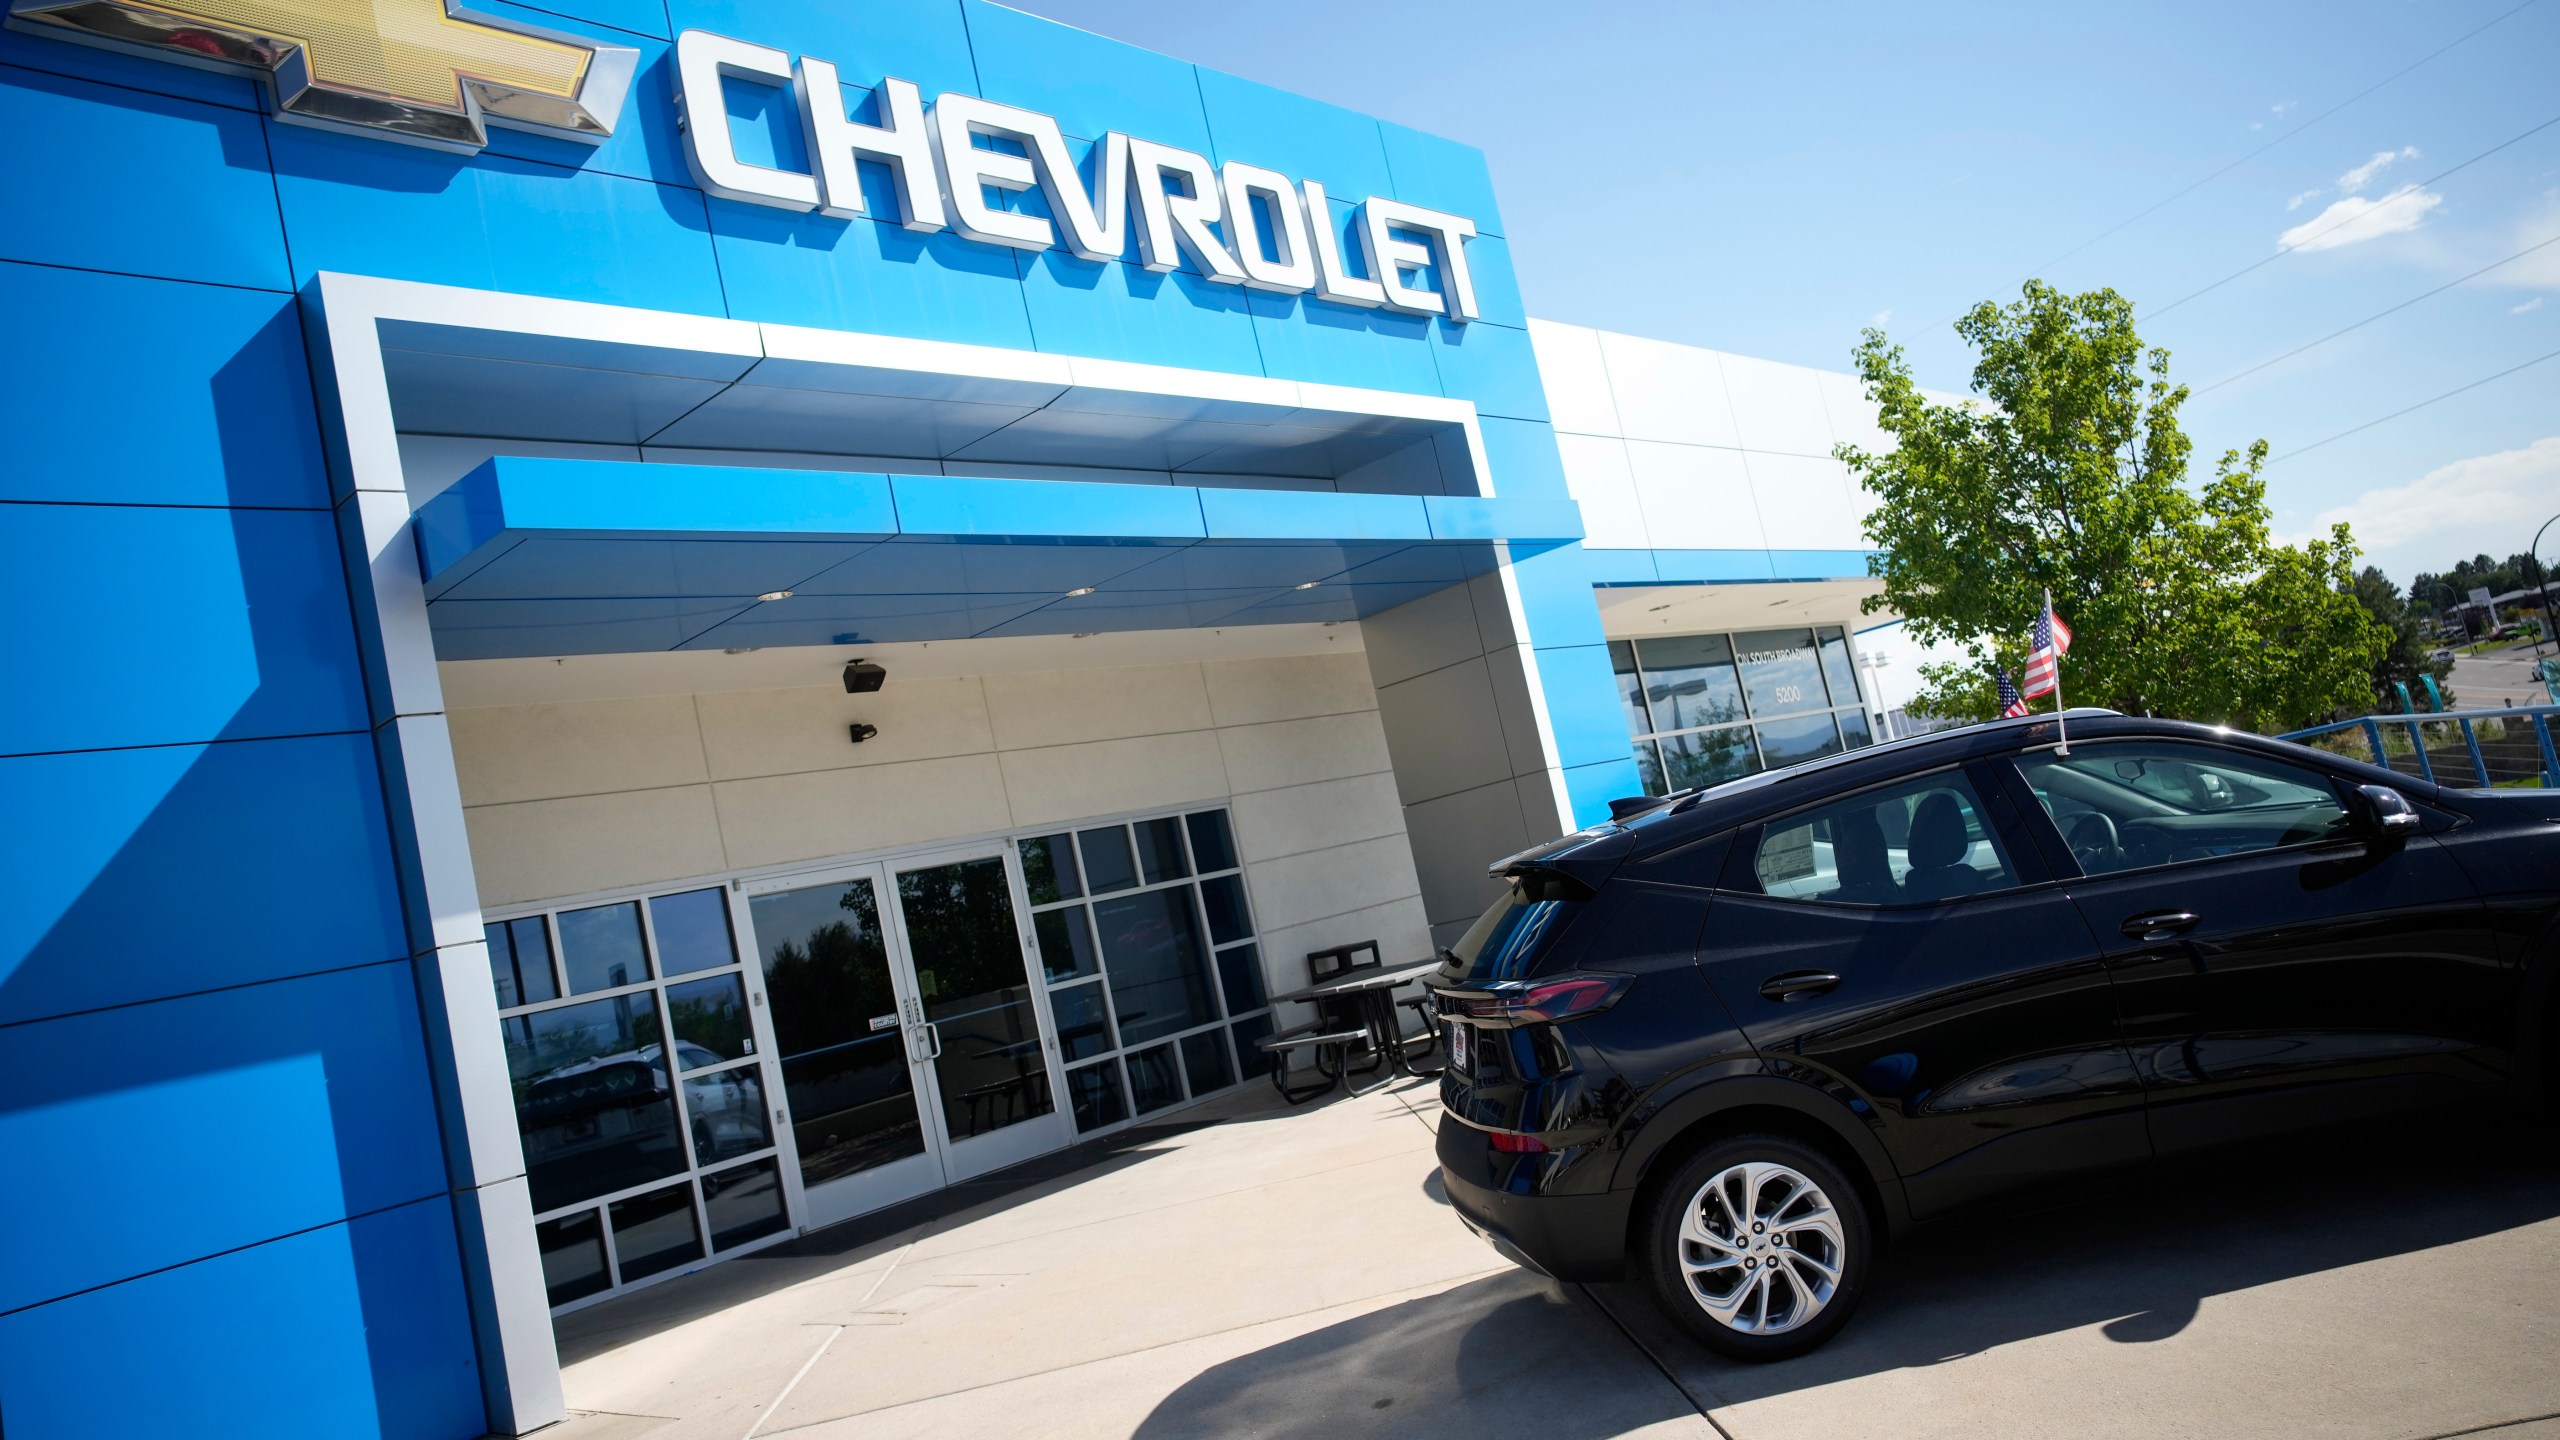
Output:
(0, 305), (486, 1439)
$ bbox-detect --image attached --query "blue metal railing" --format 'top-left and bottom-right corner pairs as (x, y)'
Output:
(2278, 705), (2560, 789)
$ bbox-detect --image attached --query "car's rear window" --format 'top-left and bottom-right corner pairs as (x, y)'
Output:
(1747, 769), (2016, 906)
(1445, 878), (1580, 983)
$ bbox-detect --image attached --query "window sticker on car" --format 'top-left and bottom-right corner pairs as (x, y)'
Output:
(1449, 1022), (1470, 1075)
(1761, 824), (1818, 883)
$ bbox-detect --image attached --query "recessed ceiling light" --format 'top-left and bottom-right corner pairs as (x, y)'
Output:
(1071, 631), (1098, 638)
(1295, 580), (1321, 590)
(1647, 603), (1672, 612)
(756, 590), (793, 602)
(1065, 586), (1096, 597)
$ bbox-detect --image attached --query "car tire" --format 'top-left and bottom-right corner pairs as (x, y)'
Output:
(1640, 1132), (1873, 1362)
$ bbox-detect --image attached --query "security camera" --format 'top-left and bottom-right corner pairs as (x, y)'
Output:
(842, 659), (886, 694)
(847, 723), (878, 744)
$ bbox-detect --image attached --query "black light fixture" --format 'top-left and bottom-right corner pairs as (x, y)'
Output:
(842, 658), (886, 693)
(847, 723), (878, 744)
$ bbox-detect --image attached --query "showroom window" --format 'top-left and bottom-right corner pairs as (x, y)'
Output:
(1613, 626), (1875, 797)
(485, 888), (790, 1310)
(1018, 808), (1276, 1134)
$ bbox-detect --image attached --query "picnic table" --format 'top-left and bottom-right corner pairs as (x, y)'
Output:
(1258, 956), (1445, 1104)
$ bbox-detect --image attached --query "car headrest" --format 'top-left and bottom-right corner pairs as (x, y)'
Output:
(1907, 791), (1970, 869)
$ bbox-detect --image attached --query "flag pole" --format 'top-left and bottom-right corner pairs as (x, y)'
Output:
(2047, 586), (2070, 756)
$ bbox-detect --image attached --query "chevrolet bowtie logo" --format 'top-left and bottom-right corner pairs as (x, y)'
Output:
(7, 0), (636, 151)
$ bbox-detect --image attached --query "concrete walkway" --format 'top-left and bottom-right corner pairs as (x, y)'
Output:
(546, 1078), (2560, 1440)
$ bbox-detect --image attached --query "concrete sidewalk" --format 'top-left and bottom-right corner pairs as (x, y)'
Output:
(546, 1078), (2560, 1440)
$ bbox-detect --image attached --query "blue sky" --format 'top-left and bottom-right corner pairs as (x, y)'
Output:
(1011, 0), (2560, 592)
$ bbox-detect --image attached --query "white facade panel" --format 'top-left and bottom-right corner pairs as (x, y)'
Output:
(1591, 330), (1742, 448)
(1555, 432), (1650, 550)
(1624, 440), (1766, 551)
(1525, 318), (1623, 437)
(1747, 452), (1869, 552)
(1718, 353), (1839, 458)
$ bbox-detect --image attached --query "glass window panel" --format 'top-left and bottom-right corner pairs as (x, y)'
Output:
(1635, 634), (1745, 733)
(1180, 1029), (1235, 1095)
(664, 975), (753, 1068)
(1610, 640), (1653, 739)
(1093, 886), (1216, 1045)
(535, 1210), (610, 1307)
(1632, 739), (1667, 797)
(649, 888), (735, 977)
(683, 1064), (772, 1165)
(1066, 1061), (1128, 1133)
(1033, 905), (1100, 983)
(1232, 1015), (1276, 1079)
(1198, 875), (1252, 947)
(702, 1158), (789, 1251)
(1837, 708), (1876, 750)
(502, 993), (685, 1212)
(1134, 817), (1190, 884)
(1215, 943), (1266, 1017)
(486, 916), (557, 1009)
(2015, 742), (2353, 877)
(1755, 712), (1844, 770)
(1816, 626), (1862, 710)
(1184, 810), (1237, 873)
(1127, 1043), (1183, 1114)
(898, 859), (1055, 1142)
(1732, 627), (1829, 718)
(608, 1184), (702, 1282)
(1660, 726), (1761, 790)
(747, 879), (926, 1186)
(1050, 979), (1117, 1061)
(1752, 770), (2017, 905)
(558, 901), (649, 994)
(1018, 833), (1081, 905)
(1078, 825), (1139, 894)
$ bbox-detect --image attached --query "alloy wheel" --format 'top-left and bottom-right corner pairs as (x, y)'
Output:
(1674, 1160), (1846, 1334)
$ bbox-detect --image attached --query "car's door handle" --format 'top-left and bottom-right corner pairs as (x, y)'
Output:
(2121, 910), (2200, 942)
(1759, 970), (1842, 1002)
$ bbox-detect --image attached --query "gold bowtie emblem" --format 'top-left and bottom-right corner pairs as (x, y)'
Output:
(7, 0), (636, 151)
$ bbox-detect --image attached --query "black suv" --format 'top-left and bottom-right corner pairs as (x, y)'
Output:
(1432, 711), (2560, 1359)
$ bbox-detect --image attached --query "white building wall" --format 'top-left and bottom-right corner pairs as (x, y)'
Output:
(445, 650), (1434, 992)
(1527, 317), (1921, 555)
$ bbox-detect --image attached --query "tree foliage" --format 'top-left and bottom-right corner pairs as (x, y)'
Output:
(2350, 566), (2456, 711)
(1837, 282), (2386, 733)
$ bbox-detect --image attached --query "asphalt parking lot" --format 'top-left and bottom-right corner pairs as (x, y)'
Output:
(546, 1077), (2560, 1440)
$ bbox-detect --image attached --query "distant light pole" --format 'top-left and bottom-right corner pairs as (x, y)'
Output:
(1855, 649), (1893, 739)
(2529, 512), (2559, 659)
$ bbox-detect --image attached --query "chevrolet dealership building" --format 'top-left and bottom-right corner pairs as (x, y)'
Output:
(0, 2), (1897, 1433)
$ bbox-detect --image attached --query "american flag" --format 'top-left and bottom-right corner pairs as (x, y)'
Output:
(2019, 591), (2074, 700)
(1996, 667), (2030, 718)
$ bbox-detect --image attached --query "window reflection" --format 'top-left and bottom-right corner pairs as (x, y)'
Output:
(749, 879), (925, 1186)
(1093, 887), (1215, 1046)
(1636, 634), (1746, 732)
(897, 859), (1054, 1141)
(486, 916), (556, 1008)
(1732, 628), (1828, 718)
(664, 974), (752, 1066)
(650, 888), (735, 977)
(502, 992), (686, 1212)
(558, 901), (649, 994)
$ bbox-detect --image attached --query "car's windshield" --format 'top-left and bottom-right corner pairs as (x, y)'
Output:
(2017, 741), (2353, 875)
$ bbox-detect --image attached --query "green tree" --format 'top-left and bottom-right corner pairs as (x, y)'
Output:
(2350, 566), (2456, 710)
(1837, 281), (2386, 732)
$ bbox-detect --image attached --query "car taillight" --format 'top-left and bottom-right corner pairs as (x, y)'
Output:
(1445, 973), (1630, 1027)
(1488, 1131), (1550, 1154)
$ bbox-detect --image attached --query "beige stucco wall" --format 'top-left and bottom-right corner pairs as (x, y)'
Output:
(447, 650), (1434, 993)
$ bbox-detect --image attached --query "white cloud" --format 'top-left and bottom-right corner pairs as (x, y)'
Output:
(2271, 99), (2298, 117)
(1870, 308), (1893, 327)
(2285, 187), (2323, 211)
(2277, 183), (2442, 252)
(2309, 437), (2560, 578)
(2518, 296), (2548, 314)
(2337, 145), (2420, 194)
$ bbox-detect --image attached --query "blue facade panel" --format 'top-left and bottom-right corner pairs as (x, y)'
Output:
(961, 0), (1213, 152)
(0, 65), (289, 290)
(666, 0), (976, 98)
(1380, 120), (1507, 237)
(0, 1196), (484, 1440)
(269, 126), (729, 316)
(0, 263), (329, 509)
(711, 205), (1037, 346)
(0, 732), (408, 1025)
(0, 961), (451, 1312)
(1429, 318), (1550, 423)
(1194, 66), (1393, 202)
(0, 504), (369, 755)
(1015, 250), (1264, 375)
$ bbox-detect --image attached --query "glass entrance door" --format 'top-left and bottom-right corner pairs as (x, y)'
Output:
(743, 865), (943, 1229)
(883, 849), (1069, 1181)
(744, 848), (1069, 1226)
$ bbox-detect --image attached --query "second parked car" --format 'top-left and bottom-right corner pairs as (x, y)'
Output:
(1431, 710), (2560, 1360)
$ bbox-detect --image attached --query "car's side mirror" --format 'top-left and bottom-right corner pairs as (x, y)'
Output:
(2352, 783), (2421, 841)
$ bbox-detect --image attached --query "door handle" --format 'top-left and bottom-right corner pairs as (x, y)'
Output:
(2121, 910), (2200, 942)
(1759, 970), (1842, 1002)
(921, 1022), (945, 1061)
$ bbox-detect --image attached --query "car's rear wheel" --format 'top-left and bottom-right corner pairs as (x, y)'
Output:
(1641, 1133), (1872, 1361)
